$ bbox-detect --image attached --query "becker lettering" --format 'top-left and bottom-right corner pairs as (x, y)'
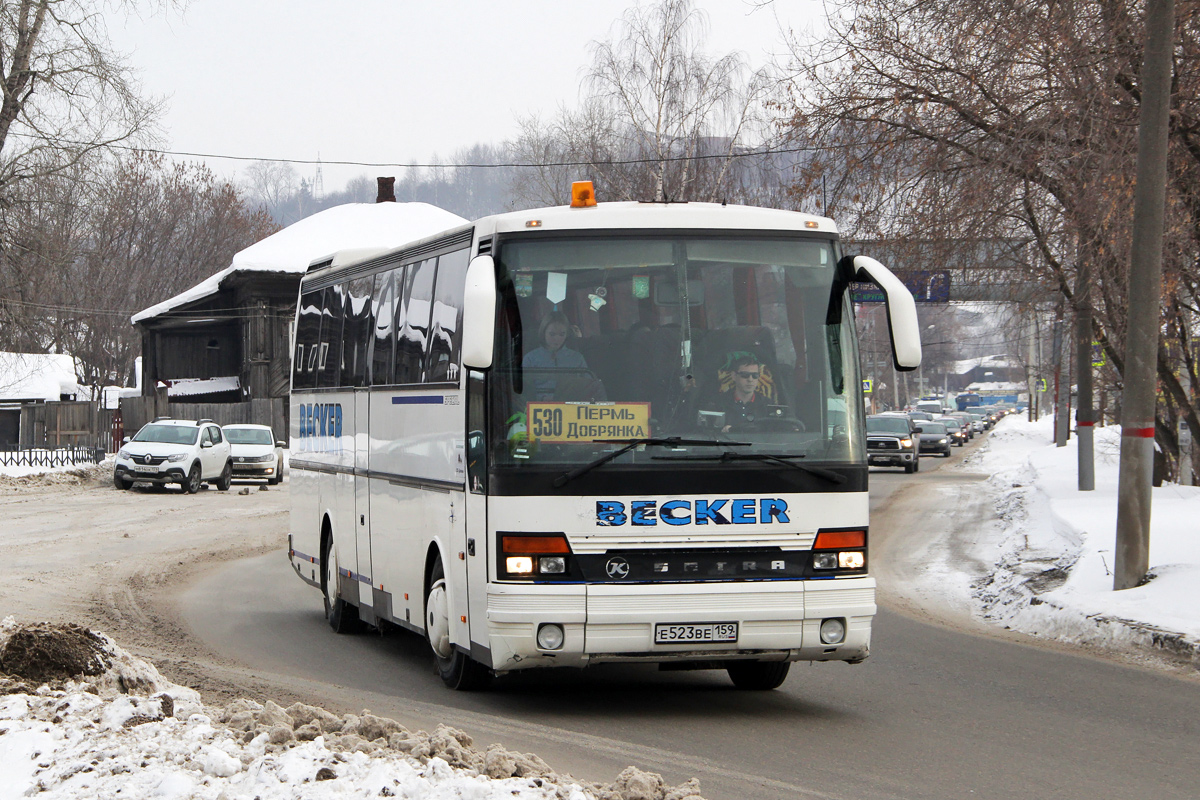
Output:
(595, 498), (790, 526)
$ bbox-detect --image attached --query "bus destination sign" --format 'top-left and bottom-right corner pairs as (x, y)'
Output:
(526, 402), (651, 443)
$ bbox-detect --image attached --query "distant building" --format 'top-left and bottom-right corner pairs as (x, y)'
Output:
(0, 352), (80, 448)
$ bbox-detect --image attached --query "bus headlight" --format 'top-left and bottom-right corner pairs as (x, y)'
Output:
(505, 556), (534, 574)
(536, 623), (565, 650)
(820, 618), (846, 644)
(500, 533), (573, 580)
(812, 529), (867, 572)
(539, 556), (566, 574)
(838, 551), (865, 569)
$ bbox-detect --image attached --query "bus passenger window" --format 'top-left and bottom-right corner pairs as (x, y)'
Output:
(426, 248), (470, 383)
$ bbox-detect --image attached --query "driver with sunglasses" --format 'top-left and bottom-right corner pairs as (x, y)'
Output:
(711, 352), (767, 433)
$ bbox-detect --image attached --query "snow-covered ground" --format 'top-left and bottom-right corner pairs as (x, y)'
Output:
(0, 620), (704, 800)
(2, 415), (1197, 800)
(937, 414), (1200, 662)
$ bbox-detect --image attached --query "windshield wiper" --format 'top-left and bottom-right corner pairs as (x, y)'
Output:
(651, 451), (846, 484)
(553, 437), (750, 488)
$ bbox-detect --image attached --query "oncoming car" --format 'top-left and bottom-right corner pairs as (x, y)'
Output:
(916, 421), (953, 457)
(114, 418), (232, 493)
(222, 424), (286, 484)
(866, 414), (920, 473)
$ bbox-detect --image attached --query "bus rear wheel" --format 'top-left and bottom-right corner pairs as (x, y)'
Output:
(426, 555), (490, 690)
(322, 531), (362, 634)
(727, 660), (791, 690)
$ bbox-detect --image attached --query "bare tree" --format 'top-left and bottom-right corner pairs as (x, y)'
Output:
(511, 0), (776, 206)
(0, 0), (166, 197)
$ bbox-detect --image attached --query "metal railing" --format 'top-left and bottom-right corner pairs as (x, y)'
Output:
(0, 446), (106, 468)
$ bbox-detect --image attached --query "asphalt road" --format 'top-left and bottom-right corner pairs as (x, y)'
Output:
(180, 442), (1200, 800)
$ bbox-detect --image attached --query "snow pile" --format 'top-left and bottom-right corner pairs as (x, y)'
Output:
(0, 460), (111, 486)
(0, 620), (706, 800)
(958, 417), (1200, 664)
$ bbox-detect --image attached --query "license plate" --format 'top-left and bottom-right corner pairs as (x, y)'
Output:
(133, 464), (159, 473)
(654, 622), (738, 644)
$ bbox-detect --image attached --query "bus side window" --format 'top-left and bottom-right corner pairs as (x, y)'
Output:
(371, 269), (399, 386)
(426, 247), (470, 383)
(319, 284), (347, 389)
(396, 258), (436, 384)
(341, 274), (376, 387)
(293, 288), (324, 390)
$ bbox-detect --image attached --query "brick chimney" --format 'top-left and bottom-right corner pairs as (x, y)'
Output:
(376, 177), (396, 203)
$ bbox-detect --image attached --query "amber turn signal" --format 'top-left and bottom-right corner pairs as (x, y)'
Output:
(814, 530), (866, 549)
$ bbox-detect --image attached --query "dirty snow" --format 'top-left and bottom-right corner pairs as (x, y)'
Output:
(942, 415), (1200, 662)
(0, 619), (701, 800)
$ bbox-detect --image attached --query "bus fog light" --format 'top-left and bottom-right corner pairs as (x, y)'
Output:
(813, 552), (837, 570)
(539, 556), (566, 574)
(820, 618), (846, 644)
(537, 623), (564, 650)
(838, 551), (865, 569)
(506, 556), (534, 574)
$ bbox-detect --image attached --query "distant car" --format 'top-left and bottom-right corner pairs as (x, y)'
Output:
(907, 410), (934, 422)
(114, 418), (232, 493)
(866, 414), (920, 473)
(222, 424), (286, 485)
(936, 415), (969, 446)
(916, 421), (953, 457)
(946, 413), (975, 440)
(967, 413), (985, 433)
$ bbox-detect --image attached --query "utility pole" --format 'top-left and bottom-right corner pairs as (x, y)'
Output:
(1053, 300), (1069, 446)
(1115, 0), (1174, 591)
(1076, 253), (1095, 490)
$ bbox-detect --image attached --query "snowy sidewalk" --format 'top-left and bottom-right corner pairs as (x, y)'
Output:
(942, 415), (1200, 666)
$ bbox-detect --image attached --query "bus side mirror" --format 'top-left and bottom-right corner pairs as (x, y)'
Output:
(853, 255), (922, 371)
(462, 255), (497, 369)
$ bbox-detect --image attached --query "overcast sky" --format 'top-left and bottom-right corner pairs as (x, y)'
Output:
(106, 0), (823, 193)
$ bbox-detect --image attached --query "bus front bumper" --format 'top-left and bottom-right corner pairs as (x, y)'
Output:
(484, 577), (875, 673)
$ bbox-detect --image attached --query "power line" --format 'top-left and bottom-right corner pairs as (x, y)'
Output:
(8, 132), (836, 170)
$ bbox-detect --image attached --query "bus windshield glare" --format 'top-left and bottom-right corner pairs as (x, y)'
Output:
(490, 234), (864, 469)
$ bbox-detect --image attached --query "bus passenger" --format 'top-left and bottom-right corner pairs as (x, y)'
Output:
(522, 311), (590, 400)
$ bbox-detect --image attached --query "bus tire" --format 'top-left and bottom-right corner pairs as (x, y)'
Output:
(426, 555), (490, 691)
(322, 529), (362, 634)
(727, 660), (791, 690)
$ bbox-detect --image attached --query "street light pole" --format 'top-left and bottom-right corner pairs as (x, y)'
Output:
(1115, 0), (1174, 591)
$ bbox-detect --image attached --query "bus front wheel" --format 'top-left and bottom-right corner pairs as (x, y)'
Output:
(426, 555), (490, 691)
(322, 531), (362, 634)
(727, 660), (791, 690)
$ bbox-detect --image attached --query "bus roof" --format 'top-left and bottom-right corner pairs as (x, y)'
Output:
(477, 201), (838, 236)
(307, 202), (839, 278)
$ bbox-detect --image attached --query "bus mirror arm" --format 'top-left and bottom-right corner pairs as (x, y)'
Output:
(852, 255), (922, 372)
(462, 255), (497, 369)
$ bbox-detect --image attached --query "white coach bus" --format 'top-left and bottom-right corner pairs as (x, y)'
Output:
(288, 184), (921, 690)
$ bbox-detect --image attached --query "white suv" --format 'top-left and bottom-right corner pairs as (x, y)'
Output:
(114, 418), (232, 494)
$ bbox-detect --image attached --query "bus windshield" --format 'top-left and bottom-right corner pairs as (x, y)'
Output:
(490, 234), (864, 472)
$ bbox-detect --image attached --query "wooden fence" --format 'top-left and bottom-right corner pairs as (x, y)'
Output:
(117, 396), (288, 442)
(18, 401), (114, 451)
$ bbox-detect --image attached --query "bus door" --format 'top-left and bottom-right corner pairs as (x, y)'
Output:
(463, 371), (489, 654)
(354, 388), (373, 608)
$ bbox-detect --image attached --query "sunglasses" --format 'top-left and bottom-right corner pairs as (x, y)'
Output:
(735, 370), (760, 379)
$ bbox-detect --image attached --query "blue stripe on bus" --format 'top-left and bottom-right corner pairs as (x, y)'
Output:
(392, 396), (443, 405)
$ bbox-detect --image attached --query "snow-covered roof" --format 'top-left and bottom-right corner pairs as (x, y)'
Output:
(953, 354), (1017, 374)
(132, 202), (468, 323)
(167, 376), (241, 398)
(0, 352), (79, 402)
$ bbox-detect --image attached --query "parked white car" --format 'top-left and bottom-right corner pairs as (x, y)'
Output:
(222, 424), (286, 485)
(114, 418), (232, 493)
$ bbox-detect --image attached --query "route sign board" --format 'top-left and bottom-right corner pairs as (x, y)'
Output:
(852, 270), (951, 303)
